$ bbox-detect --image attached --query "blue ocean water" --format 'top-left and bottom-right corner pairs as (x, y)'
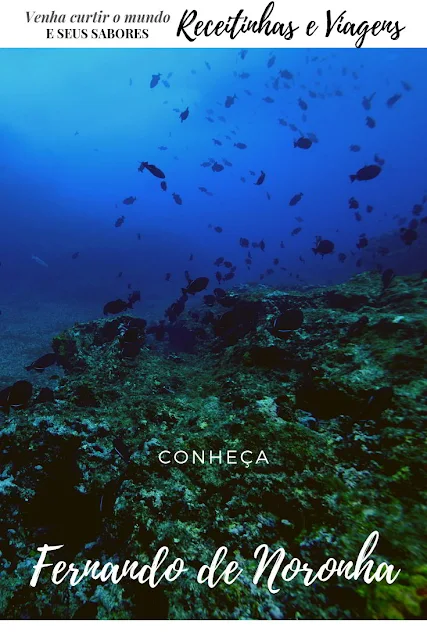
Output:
(0, 48), (426, 377)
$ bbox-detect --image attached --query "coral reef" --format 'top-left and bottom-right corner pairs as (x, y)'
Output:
(0, 271), (426, 619)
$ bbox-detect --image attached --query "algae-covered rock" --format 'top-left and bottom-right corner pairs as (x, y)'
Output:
(0, 271), (426, 619)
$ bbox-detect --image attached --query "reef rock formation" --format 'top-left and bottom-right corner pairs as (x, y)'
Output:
(0, 271), (426, 620)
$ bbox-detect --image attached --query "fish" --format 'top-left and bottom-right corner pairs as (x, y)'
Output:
(215, 271), (223, 284)
(31, 255), (48, 268)
(338, 253), (347, 263)
(222, 158), (232, 167)
(128, 290), (141, 306)
(254, 171), (266, 185)
(213, 226), (223, 233)
(350, 165), (381, 182)
(115, 216), (125, 228)
(150, 74), (161, 88)
(160, 181), (167, 191)
(350, 145), (361, 152)
(214, 257), (224, 266)
(223, 261), (232, 269)
(239, 49), (248, 59)
(71, 252), (79, 259)
(0, 380), (33, 413)
(180, 107), (189, 122)
(354, 212), (362, 222)
(103, 299), (131, 315)
(298, 98), (308, 111)
(267, 55), (276, 68)
(280, 69), (293, 80)
(366, 205), (374, 213)
(291, 227), (302, 236)
(263, 96), (274, 103)
(401, 80), (412, 91)
(313, 239), (334, 256)
(400, 228), (417, 245)
(162, 80), (170, 88)
(386, 93), (402, 108)
(158, 146), (168, 151)
(362, 93), (376, 110)
(223, 272), (234, 281)
(212, 162), (224, 172)
(165, 273), (171, 281)
(366, 116), (376, 129)
(212, 138), (222, 146)
(225, 95), (237, 108)
(356, 235), (369, 249)
(234, 142), (247, 150)
(182, 277), (209, 295)
(374, 154), (385, 166)
(123, 196), (136, 205)
(289, 193), (303, 206)
(25, 353), (57, 372)
(172, 193), (182, 205)
(213, 288), (226, 298)
(349, 197), (359, 210)
(293, 137), (312, 149)
(240, 238), (249, 248)
(138, 162), (165, 179)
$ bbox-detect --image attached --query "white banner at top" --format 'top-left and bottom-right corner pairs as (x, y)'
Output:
(0, 0), (426, 48)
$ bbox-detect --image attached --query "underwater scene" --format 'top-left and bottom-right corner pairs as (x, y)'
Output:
(0, 47), (426, 619)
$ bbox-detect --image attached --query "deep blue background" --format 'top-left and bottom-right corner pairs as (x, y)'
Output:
(0, 48), (426, 324)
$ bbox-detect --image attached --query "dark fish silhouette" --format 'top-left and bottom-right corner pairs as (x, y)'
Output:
(182, 277), (209, 295)
(25, 353), (57, 372)
(150, 74), (161, 88)
(289, 193), (303, 206)
(254, 171), (266, 185)
(386, 93), (402, 108)
(362, 93), (375, 110)
(180, 107), (189, 122)
(313, 239), (334, 257)
(294, 137), (312, 149)
(225, 95), (237, 108)
(350, 165), (381, 183)
(138, 162), (165, 179)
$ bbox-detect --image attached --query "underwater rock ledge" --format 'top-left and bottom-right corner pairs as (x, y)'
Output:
(0, 270), (426, 620)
